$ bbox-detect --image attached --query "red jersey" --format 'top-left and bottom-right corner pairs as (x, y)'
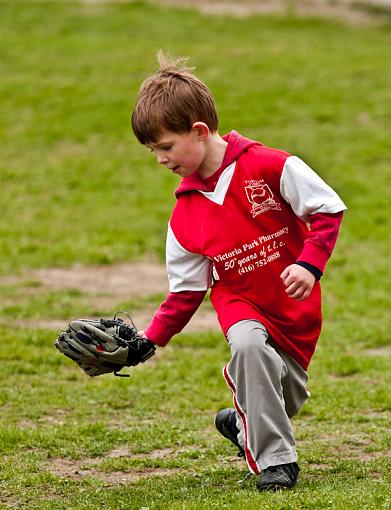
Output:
(145, 131), (346, 369)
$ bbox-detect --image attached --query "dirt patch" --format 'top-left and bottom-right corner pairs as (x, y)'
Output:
(18, 410), (70, 429)
(15, 262), (169, 297)
(78, 0), (391, 24)
(106, 447), (175, 459)
(14, 301), (219, 333)
(153, 0), (391, 24)
(336, 442), (391, 462)
(354, 450), (391, 462)
(364, 346), (391, 357)
(307, 462), (330, 469)
(0, 494), (20, 509)
(1, 262), (220, 332)
(298, 430), (391, 463)
(17, 419), (37, 429)
(47, 446), (193, 484)
(48, 457), (179, 484)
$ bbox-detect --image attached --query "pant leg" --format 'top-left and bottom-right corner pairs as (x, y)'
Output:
(224, 319), (309, 473)
(271, 340), (310, 419)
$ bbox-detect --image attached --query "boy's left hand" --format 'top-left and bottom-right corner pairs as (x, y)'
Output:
(280, 264), (316, 301)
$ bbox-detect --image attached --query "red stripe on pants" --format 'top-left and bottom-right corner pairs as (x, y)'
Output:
(223, 364), (260, 475)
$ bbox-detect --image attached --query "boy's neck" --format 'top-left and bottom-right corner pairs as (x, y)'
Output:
(197, 132), (228, 180)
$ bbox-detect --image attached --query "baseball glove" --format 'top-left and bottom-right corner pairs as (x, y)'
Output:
(54, 314), (156, 377)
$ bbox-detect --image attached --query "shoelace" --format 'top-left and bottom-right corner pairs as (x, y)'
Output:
(237, 471), (253, 484)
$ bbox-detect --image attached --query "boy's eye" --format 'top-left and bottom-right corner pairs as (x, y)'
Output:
(147, 144), (173, 153)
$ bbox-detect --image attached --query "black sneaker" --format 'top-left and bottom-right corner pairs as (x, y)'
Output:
(256, 462), (300, 491)
(215, 408), (245, 457)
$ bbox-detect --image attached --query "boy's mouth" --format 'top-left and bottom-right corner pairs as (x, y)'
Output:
(171, 165), (180, 173)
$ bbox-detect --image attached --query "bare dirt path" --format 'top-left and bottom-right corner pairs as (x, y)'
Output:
(1, 262), (220, 333)
(160, 0), (391, 23)
(82, 0), (391, 24)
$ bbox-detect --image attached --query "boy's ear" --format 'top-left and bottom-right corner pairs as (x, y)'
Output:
(192, 122), (209, 140)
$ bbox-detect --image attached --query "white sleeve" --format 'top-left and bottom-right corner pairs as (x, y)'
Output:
(166, 223), (211, 292)
(280, 156), (347, 222)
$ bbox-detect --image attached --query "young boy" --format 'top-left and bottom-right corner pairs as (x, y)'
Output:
(131, 52), (346, 491)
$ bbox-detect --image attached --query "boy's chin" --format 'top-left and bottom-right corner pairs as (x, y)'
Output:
(174, 167), (197, 177)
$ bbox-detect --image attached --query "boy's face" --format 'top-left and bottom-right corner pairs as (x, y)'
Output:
(146, 128), (207, 178)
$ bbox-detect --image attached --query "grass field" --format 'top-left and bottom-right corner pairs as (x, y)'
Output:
(0, 1), (390, 508)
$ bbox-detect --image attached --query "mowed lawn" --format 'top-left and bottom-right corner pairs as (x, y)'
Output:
(0, 1), (390, 509)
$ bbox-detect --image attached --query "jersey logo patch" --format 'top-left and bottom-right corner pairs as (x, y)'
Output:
(244, 180), (281, 218)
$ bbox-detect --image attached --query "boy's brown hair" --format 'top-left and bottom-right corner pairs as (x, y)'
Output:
(131, 50), (218, 145)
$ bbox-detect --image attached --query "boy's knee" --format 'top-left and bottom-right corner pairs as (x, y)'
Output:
(230, 335), (261, 357)
(227, 321), (269, 358)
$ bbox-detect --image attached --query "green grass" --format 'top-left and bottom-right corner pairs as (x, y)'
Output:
(0, 1), (390, 508)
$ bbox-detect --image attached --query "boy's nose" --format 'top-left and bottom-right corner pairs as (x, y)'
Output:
(157, 153), (168, 165)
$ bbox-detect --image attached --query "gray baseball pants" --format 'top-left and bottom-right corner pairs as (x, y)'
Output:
(223, 320), (310, 474)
